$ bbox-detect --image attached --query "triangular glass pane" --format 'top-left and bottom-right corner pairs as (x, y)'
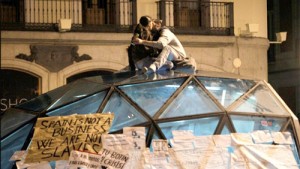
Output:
(159, 80), (222, 118)
(231, 84), (289, 115)
(118, 71), (186, 85)
(119, 78), (185, 117)
(16, 79), (109, 112)
(158, 117), (221, 140)
(97, 71), (137, 84)
(151, 130), (163, 140)
(148, 128), (164, 152)
(1, 109), (36, 138)
(47, 91), (107, 116)
(283, 123), (297, 145)
(47, 79), (109, 111)
(285, 124), (300, 163)
(198, 77), (255, 107)
(103, 92), (149, 132)
(230, 115), (287, 133)
(221, 123), (231, 135)
(1, 123), (34, 169)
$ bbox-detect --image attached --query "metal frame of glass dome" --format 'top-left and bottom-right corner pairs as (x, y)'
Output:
(1, 70), (300, 169)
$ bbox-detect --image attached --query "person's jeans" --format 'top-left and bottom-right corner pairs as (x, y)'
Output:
(135, 56), (153, 70)
(152, 45), (183, 71)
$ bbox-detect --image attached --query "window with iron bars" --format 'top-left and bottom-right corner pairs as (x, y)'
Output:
(0, 0), (136, 32)
(0, 0), (233, 35)
(157, 0), (234, 35)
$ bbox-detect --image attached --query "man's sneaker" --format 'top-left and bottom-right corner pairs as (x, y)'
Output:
(142, 66), (155, 74)
(165, 61), (174, 70)
(142, 67), (149, 74)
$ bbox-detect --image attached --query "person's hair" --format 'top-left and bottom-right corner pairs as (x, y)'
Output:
(139, 16), (152, 27)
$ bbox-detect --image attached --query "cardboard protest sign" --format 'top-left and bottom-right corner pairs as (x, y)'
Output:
(25, 113), (114, 163)
(10, 150), (27, 161)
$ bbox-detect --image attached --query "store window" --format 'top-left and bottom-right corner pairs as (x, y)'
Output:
(0, 70), (40, 113)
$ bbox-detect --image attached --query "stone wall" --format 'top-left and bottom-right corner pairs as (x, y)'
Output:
(1, 31), (269, 93)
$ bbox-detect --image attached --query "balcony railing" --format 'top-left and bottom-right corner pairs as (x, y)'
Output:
(0, 0), (233, 35)
(157, 0), (234, 35)
(0, 0), (136, 32)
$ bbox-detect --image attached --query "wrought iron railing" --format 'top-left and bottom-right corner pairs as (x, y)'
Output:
(0, 0), (233, 35)
(157, 0), (234, 35)
(0, 0), (136, 32)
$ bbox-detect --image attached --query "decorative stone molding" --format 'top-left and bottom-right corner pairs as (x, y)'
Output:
(16, 45), (92, 72)
(1, 59), (50, 93)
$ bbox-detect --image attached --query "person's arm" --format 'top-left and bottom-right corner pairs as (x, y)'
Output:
(133, 39), (164, 49)
(132, 28), (171, 49)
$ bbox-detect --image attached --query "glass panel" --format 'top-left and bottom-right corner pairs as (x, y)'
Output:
(1, 109), (36, 138)
(221, 123), (231, 135)
(98, 71), (137, 84)
(158, 117), (221, 140)
(159, 80), (222, 118)
(230, 115), (300, 165)
(103, 92), (149, 132)
(46, 79), (109, 111)
(46, 91), (107, 116)
(16, 79), (109, 112)
(231, 84), (289, 115)
(198, 77), (255, 107)
(119, 78), (185, 117)
(230, 115), (287, 133)
(79, 75), (109, 84)
(149, 129), (168, 152)
(67, 71), (114, 84)
(286, 124), (300, 164)
(1, 123), (34, 169)
(151, 130), (163, 140)
(15, 92), (55, 112)
(118, 71), (185, 85)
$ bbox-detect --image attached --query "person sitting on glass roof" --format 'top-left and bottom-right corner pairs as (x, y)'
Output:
(128, 17), (161, 71)
(132, 16), (187, 74)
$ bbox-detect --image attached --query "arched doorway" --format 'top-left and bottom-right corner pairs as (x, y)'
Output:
(0, 70), (41, 113)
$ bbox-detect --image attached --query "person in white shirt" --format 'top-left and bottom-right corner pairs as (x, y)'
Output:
(132, 16), (187, 74)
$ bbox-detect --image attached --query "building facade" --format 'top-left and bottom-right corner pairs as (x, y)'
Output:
(2, 0), (296, 115)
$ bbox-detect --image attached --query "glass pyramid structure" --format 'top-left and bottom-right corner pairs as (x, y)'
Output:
(1, 70), (300, 169)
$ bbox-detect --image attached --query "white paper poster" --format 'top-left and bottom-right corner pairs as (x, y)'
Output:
(102, 134), (132, 150)
(69, 149), (129, 169)
(151, 139), (169, 152)
(123, 127), (146, 150)
(172, 130), (195, 142)
(251, 130), (273, 144)
(69, 151), (103, 169)
(271, 131), (293, 144)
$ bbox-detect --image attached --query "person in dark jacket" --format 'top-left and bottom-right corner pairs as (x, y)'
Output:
(132, 16), (187, 74)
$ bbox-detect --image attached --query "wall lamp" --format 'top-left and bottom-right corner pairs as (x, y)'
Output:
(240, 23), (259, 37)
(269, 32), (287, 44)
